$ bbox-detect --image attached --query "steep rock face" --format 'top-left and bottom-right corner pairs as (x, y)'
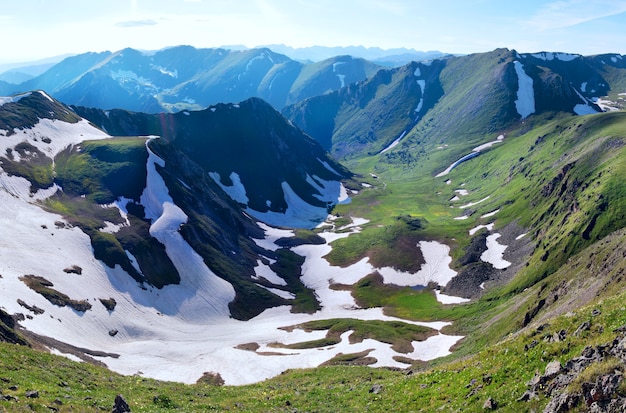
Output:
(11, 46), (382, 112)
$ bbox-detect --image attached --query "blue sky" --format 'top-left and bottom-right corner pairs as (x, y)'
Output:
(1, 0), (626, 63)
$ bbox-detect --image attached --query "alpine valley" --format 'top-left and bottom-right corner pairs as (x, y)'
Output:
(1, 47), (626, 412)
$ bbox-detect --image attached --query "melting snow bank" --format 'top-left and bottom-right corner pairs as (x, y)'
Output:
(436, 135), (505, 177)
(0, 117), (109, 159)
(436, 291), (470, 304)
(245, 182), (332, 228)
(380, 130), (407, 154)
(572, 87), (599, 115)
(436, 152), (480, 177)
(480, 233), (512, 269)
(469, 223), (495, 236)
(377, 241), (457, 287)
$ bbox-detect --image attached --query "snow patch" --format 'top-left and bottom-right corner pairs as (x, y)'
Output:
(436, 152), (480, 177)
(592, 97), (620, 112)
(306, 174), (350, 205)
(480, 233), (511, 269)
(253, 259), (286, 286)
(377, 241), (458, 287)
(469, 222), (494, 236)
(209, 171), (249, 204)
(435, 291), (470, 304)
(317, 158), (342, 177)
(0, 173), (60, 202)
(481, 209), (500, 219)
(0, 118), (109, 161)
(252, 222), (294, 252)
(380, 130), (406, 154)
(572, 88), (598, 115)
(245, 182), (332, 229)
(581, 82), (588, 93)
(530, 52), (579, 61)
(257, 285), (296, 300)
(513, 61), (535, 119)
(472, 134), (504, 152)
(459, 196), (490, 209)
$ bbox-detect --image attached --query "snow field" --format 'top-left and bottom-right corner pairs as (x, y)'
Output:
(0, 117), (467, 385)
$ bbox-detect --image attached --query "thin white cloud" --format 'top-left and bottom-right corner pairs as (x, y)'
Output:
(525, 0), (626, 31)
(116, 19), (158, 28)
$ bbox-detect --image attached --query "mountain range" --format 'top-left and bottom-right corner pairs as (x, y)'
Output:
(0, 46), (385, 113)
(1, 46), (626, 411)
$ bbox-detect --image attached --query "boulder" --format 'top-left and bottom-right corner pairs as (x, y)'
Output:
(112, 394), (131, 413)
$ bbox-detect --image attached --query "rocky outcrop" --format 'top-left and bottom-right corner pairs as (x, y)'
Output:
(112, 394), (131, 413)
(520, 326), (626, 412)
(0, 308), (29, 345)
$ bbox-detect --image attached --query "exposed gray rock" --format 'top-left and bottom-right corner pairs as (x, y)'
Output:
(523, 332), (626, 411)
(517, 390), (538, 402)
(112, 394), (131, 413)
(543, 392), (579, 412)
(545, 360), (563, 378)
(482, 396), (497, 410)
(582, 373), (623, 407)
(574, 320), (591, 336)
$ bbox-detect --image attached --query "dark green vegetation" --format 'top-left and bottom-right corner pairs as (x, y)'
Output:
(45, 137), (181, 288)
(76, 98), (352, 214)
(325, 217), (425, 272)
